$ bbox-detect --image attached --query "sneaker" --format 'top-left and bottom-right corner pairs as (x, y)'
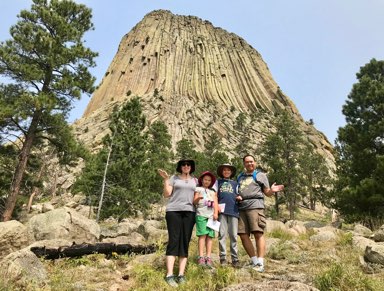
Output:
(243, 261), (258, 268)
(231, 260), (241, 268)
(220, 258), (227, 265)
(252, 264), (265, 273)
(165, 275), (178, 287)
(205, 256), (213, 268)
(177, 275), (186, 285)
(197, 256), (206, 266)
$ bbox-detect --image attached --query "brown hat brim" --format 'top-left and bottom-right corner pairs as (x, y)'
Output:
(217, 164), (236, 178)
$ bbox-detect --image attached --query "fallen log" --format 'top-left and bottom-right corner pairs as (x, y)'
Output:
(30, 242), (157, 260)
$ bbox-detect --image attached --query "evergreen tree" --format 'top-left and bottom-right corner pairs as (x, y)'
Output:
(146, 120), (173, 194)
(259, 112), (305, 219)
(176, 138), (199, 161)
(75, 97), (167, 220)
(334, 59), (384, 228)
(0, 0), (97, 221)
(300, 143), (332, 210)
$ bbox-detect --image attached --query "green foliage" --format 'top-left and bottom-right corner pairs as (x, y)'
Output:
(333, 59), (384, 228)
(258, 111), (332, 219)
(235, 112), (246, 131)
(258, 112), (305, 219)
(299, 143), (333, 209)
(314, 261), (380, 291)
(176, 138), (199, 161)
(267, 228), (294, 241)
(0, 0), (97, 220)
(267, 241), (297, 261)
(336, 232), (353, 246)
(75, 97), (172, 220)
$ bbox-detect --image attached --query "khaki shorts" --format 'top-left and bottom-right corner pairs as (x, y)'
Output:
(238, 209), (266, 234)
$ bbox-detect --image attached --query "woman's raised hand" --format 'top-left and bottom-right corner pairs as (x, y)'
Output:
(157, 168), (169, 180)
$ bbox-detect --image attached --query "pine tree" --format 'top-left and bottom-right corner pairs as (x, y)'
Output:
(75, 97), (168, 220)
(334, 59), (384, 228)
(0, 0), (97, 221)
(259, 112), (305, 219)
(300, 143), (332, 210)
(146, 120), (173, 195)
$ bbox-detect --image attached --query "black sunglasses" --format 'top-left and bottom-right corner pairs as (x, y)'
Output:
(181, 162), (191, 166)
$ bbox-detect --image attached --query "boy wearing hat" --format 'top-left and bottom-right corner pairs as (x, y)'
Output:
(216, 164), (241, 267)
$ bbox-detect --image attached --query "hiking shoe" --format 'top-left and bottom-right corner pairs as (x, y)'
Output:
(243, 261), (257, 268)
(252, 264), (265, 273)
(165, 275), (178, 287)
(205, 256), (214, 268)
(220, 258), (227, 265)
(231, 260), (241, 268)
(197, 256), (206, 266)
(177, 275), (186, 285)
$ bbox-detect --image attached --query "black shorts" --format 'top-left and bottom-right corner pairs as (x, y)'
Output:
(165, 211), (196, 257)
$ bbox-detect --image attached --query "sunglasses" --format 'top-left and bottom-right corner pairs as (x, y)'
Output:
(181, 162), (191, 167)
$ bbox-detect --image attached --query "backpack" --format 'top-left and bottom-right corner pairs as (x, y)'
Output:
(237, 170), (265, 190)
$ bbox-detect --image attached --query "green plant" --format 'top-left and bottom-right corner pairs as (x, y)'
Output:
(267, 241), (295, 261)
(336, 231), (353, 246)
(267, 228), (294, 241)
(314, 261), (381, 291)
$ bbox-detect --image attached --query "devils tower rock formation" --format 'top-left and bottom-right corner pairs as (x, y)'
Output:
(74, 10), (334, 164)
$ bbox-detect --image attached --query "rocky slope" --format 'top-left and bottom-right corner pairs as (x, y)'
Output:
(73, 9), (333, 165)
(1, 200), (384, 290)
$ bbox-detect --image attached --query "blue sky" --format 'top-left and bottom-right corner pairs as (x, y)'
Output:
(1, 0), (384, 144)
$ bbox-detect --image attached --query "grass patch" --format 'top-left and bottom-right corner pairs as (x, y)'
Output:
(336, 231), (353, 246)
(314, 261), (383, 291)
(267, 228), (294, 241)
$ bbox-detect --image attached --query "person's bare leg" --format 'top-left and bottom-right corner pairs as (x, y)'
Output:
(206, 236), (213, 257)
(254, 232), (265, 258)
(178, 256), (187, 275)
(198, 235), (206, 257)
(239, 233), (256, 257)
(166, 255), (176, 276)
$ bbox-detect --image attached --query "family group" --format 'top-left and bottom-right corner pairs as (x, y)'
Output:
(157, 154), (284, 287)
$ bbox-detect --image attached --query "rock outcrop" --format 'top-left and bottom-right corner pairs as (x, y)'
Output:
(73, 10), (334, 166)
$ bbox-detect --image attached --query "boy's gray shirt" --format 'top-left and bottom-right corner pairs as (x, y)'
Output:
(166, 175), (197, 212)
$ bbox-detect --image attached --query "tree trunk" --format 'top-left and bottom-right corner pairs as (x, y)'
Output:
(2, 110), (41, 221)
(96, 132), (115, 222)
(30, 242), (157, 260)
(274, 192), (280, 216)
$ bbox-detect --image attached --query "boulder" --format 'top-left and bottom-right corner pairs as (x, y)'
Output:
(285, 220), (307, 236)
(352, 235), (376, 252)
(364, 245), (384, 265)
(102, 232), (146, 246)
(353, 224), (373, 237)
(117, 221), (141, 236)
(372, 225), (384, 242)
(266, 220), (287, 233)
(137, 220), (167, 242)
(303, 221), (326, 229)
(310, 230), (336, 242)
(0, 220), (30, 258)
(27, 207), (100, 244)
(42, 203), (54, 213)
(0, 249), (47, 284)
